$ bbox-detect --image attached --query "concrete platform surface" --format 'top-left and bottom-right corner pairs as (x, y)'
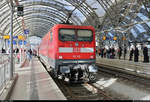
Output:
(0, 74), (18, 100)
(96, 57), (150, 78)
(9, 57), (66, 100)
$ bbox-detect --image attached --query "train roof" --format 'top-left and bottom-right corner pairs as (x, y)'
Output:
(52, 24), (95, 31)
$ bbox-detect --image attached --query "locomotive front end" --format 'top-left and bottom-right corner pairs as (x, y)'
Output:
(58, 61), (98, 83)
(56, 25), (97, 83)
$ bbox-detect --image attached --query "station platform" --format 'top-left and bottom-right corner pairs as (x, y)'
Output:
(96, 57), (150, 78)
(9, 57), (66, 100)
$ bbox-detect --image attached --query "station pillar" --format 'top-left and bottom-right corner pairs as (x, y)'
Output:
(10, 0), (14, 78)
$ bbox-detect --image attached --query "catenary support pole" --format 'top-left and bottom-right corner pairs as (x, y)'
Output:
(10, 0), (14, 78)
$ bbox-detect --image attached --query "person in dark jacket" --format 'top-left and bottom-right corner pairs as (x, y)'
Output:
(111, 47), (115, 59)
(134, 47), (139, 62)
(103, 48), (106, 58)
(143, 45), (149, 62)
(107, 48), (111, 58)
(2, 48), (6, 53)
(28, 49), (32, 61)
(123, 48), (127, 60)
(118, 47), (122, 59)
(129, 48), (134, 61)
(101, 48), (104, 58)
(16, 48), (19, 53)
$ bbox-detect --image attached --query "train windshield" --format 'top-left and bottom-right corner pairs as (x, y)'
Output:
(59, 29), (93, 41)
(77, 30), (93, 41)
(59, 29), (76, 41)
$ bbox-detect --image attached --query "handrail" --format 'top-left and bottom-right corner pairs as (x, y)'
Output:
(0, 53), (14, 95)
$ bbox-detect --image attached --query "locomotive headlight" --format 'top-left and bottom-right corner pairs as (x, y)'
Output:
(59, 56), (63, 59)
(88, 65), (97, 73)
(90, 55), (94, 59)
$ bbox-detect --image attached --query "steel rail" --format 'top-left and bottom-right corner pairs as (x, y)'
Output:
(96, 63), (150, 86)
(84, 82), (113, 100)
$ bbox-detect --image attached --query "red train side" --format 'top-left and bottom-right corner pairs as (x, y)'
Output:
(39, 24), (97, 82)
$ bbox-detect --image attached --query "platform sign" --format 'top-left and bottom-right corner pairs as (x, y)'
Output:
(8, 40), (17, 45)
(4, 36), (18, 39)
(24, 29), (29, 35)
(113, 37), (117, 40)
(18, 40), (27, 45)
(107, 37), (113, 40)
(13, 36), (18, 39)
(24, 41), (27, 45)
(17, 5), (24, 17)
(122, 36), (126, 40)
(18, 40), (22, 45)
(18, 35), (23, 40)
(102, 36), (106, 40)
(102, 37), (115, 41)
(18, 35), (25, 40)
(3, 35), (10, 39)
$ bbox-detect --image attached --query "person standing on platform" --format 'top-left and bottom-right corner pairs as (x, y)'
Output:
(17, 52), (20, 63)
(16, 48), (19, 53)
(123, 48), (127, 60)
(98, 48), (101, 56)
(118, 47), (122, 59)
(107, 47), (111, 59)
(134, 47), (139, 62)
(101, 48), (104, 58)
(27, 49), (32, 61)
(104, 48), (106, 58)
(129, 48), (134, 61)
(2, 48), (6, 53)
(111, 47), (115, 59)
(143, 45), (149, 63)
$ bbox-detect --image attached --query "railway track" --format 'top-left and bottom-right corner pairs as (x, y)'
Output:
(96, 63), (150, 86)
(54, 63), (150, 100)
(54, 78), (113, 100)
(40, 57), (150, 100)
(84, 82), (113, 100)
(39, 58), (111, 100)
(39, 57), (114, 100)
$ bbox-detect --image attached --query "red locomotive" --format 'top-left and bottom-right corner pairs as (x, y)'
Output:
(39, 24), (97, 83)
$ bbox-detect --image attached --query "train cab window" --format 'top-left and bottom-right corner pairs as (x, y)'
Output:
(77, 30), (93, 41)
(59, 29), (76, 41)
(50, 31), (53, 41)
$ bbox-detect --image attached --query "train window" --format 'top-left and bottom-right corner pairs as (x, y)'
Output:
(77, 30), (93, 41)
(59, 29), (76, 41)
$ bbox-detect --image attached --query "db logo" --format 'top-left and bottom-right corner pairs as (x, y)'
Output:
(73, 48), (80, 52)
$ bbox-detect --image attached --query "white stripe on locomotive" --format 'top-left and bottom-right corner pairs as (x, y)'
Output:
(59, 47), (94, 53)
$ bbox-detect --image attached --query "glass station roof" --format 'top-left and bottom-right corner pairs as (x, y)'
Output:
(0, 0), (150, 42)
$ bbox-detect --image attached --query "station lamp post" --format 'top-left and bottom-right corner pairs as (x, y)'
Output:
(9, 0), (24, 78)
